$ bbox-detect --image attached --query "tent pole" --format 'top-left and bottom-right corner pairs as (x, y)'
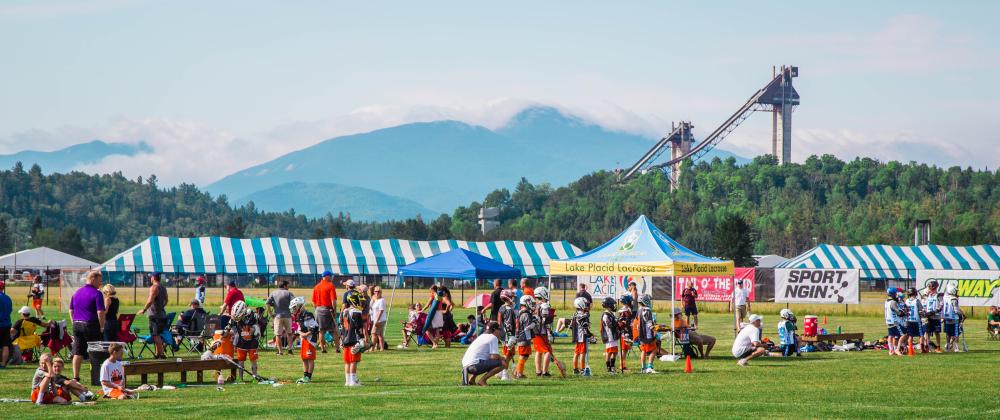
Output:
(387, 274), (399, 326)
(671, 275), (676, 358)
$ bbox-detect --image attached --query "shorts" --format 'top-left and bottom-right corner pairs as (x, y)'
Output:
(735, 348), (755, 359)
(236, 348), (259, 362)
(904, 322), (921, 337)
(71, 321), (101, 358)
(502, 346), (512, 358)
(736, 305), (747, 320)
(32, 298), (43, 310)
(315, 307), (336, 331)
(944, 322), (959, 338)
(31, 387), (69, 404)
(924, 318), (941, 333)
(465, 359), (502, 375)
(300, 340), (316, 361)
(684, 305), (698, 316)
(640, 342), (657, 353)
(620, 338), (632, 353)
(604, 344), (618, 354)
(149, 316), (168, 335)
(887, 325), (902, 337)
(574, 342), (587, 355)
(373, 321), (386, 337)
(532, 336), (550, 353)
(273, 317), (292, 336)
(343, 346), (362, 363)
(516, 345), (531, 357)
(105, 388), (126, 399)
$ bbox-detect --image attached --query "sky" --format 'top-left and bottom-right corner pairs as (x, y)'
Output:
(1, 0), (998, 186)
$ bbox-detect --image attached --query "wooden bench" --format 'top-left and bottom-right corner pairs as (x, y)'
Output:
(124, 359), (237, 387)
(800, 333), (864, 344)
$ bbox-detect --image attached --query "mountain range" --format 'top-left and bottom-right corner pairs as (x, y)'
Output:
(205, 106), (746, 219)
(0, 140), (151, 173)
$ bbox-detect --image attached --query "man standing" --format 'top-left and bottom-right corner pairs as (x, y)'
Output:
(730, 280), (750, 331)
(138, 272), (169, 359)
(266, 280), (295, 355)
(576, 283), (593, 308)
(311, 271), (339, 353)
(0, 282), (12, 368)
(520, 278), (534, 298)
(732, 314), (766, 366)
(681, 281), (699, 329)
(220, 281), (244, 329)
(69, 271), (106, 382)
(194, 277), (207, 305)
(482, 280), (504, 322)
(627, 281), (640, 314)
(461, 321), (507, 386)
(509, 279), (522, 311)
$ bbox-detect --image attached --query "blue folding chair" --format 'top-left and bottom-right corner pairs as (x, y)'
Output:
(135, 312), (178, 358)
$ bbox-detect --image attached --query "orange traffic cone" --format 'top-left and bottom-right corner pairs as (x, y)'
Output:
(822, 316), (828, 325)
(907, 342), (915, 357)
(684, 355), (693, 373)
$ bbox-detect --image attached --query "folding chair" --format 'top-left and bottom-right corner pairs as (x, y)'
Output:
(177, 311), (208, 352)
(42, 320), (72, 359)
(191, 315), (222, 353)
(116, 314), (139, 357)
(136, 312), (178, 358)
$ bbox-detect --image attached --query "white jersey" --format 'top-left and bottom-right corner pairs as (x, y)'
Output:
(924, 293), (941, 319)
(904, 298), (922, 323)
(941, 296), (960, 322)
(884, 300), (900, 325)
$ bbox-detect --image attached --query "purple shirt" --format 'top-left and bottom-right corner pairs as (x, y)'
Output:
(70, 284), (106, 322)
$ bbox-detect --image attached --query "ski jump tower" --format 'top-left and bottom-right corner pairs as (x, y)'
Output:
(619, 65), (800, 185)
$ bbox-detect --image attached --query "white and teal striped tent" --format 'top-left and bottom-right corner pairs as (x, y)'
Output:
(777, 243), (1000, 279)
(100, 236), (582, 277)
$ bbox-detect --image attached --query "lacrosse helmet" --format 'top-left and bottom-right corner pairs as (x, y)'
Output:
(534, 286), (550, 301)
(638, 294), (652, 308)
(519, 295), (534, 309)
(907, 287), (919, 297)
(618, 295), (633, 307)
(779, 308), (793, 319)
(289, 296), (306, 312)
(573, 297), (589, 310)
(887, 287), (898, 297)
(601, 297), (616, 310)
(500, 289), (514, 302)
(945, 283), (958, 296)
(230, 300), (248, 321)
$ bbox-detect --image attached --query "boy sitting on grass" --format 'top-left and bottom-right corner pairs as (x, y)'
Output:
(100, 343), (136, 400)
(31, 354), (96, 404)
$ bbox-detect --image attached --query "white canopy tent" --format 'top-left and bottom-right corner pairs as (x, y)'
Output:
(0, 246), (98, 270)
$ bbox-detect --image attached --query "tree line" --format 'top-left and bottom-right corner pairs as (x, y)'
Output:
(1, 154), (998, 264)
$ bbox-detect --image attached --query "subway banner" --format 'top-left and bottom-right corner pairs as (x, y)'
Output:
(774, 268), (860, 304)
(578, 275), (652, 300)
(916, 270), (1000, 307)
(674, 268), (756, 302)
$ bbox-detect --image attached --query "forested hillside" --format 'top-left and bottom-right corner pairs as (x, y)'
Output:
(1, 154), (998, 263)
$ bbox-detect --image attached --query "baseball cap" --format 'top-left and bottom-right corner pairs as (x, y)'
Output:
(19, 306), (31, 315)
(748, 314), (762, 323)
(151, 272), (161, 278)
(344, 279), (355, 287)
(322, 270), (333, 277)
(190, 299), (201, 306)
(673, 307), (682, 316)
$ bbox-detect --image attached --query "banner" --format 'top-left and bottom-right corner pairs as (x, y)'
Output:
(916, 270), (1000, 307)
(551, 261), (733, 276)
(775, 268), (859, 304)
(578, 275), (652, 301)
(674, 267), (756, 302)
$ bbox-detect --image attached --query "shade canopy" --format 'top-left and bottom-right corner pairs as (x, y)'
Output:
(777, 243), (1000, 280)
(100, 236), (580, 277)
(397, 248), (522, 280)
(0, 246), (98, 269)
(549, 215), (733, 276)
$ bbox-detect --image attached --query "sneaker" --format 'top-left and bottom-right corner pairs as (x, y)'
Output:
(296, 376), (311, 384)
(499, 370), (511, 381)
(542, 372), (552, 377)
(80, 391), (96, 402)
(347, 381), (362, 387)
(737, 358), (748, 367)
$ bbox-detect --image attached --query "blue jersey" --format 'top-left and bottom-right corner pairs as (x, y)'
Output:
(777, 320), (796, 345)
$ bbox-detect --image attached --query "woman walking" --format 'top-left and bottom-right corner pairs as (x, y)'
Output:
(440, 287), (456, 348)
(370, 287), (387, 351)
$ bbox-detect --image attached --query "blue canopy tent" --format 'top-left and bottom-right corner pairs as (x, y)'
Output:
(390, 248), (522, 322)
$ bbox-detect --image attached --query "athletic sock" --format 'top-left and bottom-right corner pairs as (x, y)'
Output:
(516, 358), (525, 374)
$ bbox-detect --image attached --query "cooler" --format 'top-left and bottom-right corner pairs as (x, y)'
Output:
(803, 315), (818, 336)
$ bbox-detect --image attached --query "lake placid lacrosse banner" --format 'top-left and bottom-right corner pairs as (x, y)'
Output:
(916, 270), (1000, 307)
(674, 268), (756, 302)
(578, 275), (652, 301)
(775, 268), (860, 304)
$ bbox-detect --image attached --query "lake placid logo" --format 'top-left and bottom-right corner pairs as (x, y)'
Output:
(654, 230), (683, 255)
(618, 230), (642, 251)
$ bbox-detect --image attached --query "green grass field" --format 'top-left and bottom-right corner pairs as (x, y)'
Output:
(2, 299), (998, 419)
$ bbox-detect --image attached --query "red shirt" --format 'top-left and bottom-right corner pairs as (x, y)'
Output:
(224, 287), (245, 313)
(312, 280), (337, 308)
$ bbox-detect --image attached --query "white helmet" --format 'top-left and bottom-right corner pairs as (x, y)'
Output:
(534, 287), (550, 301)
(289, 296), (306, 312)
(945, 284), (958, 296)
(574, 297), (588, 310)
(779, 308), (793, 319)
(519, 295), (534, 309)
(230, 301), (248, 321)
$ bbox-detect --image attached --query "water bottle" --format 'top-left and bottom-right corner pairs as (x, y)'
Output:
(837, 326), (842, 334)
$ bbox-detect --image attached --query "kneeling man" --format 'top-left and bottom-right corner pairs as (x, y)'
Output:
(461, 321), (507, 386)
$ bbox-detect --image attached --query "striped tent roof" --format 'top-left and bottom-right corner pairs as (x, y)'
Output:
(100, 236), (582, 277)
(777, 243), (1000, 279)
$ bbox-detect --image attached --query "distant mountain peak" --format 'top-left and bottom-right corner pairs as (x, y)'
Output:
(0, 140), (153, 173)
(502, 106), (591, 131)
